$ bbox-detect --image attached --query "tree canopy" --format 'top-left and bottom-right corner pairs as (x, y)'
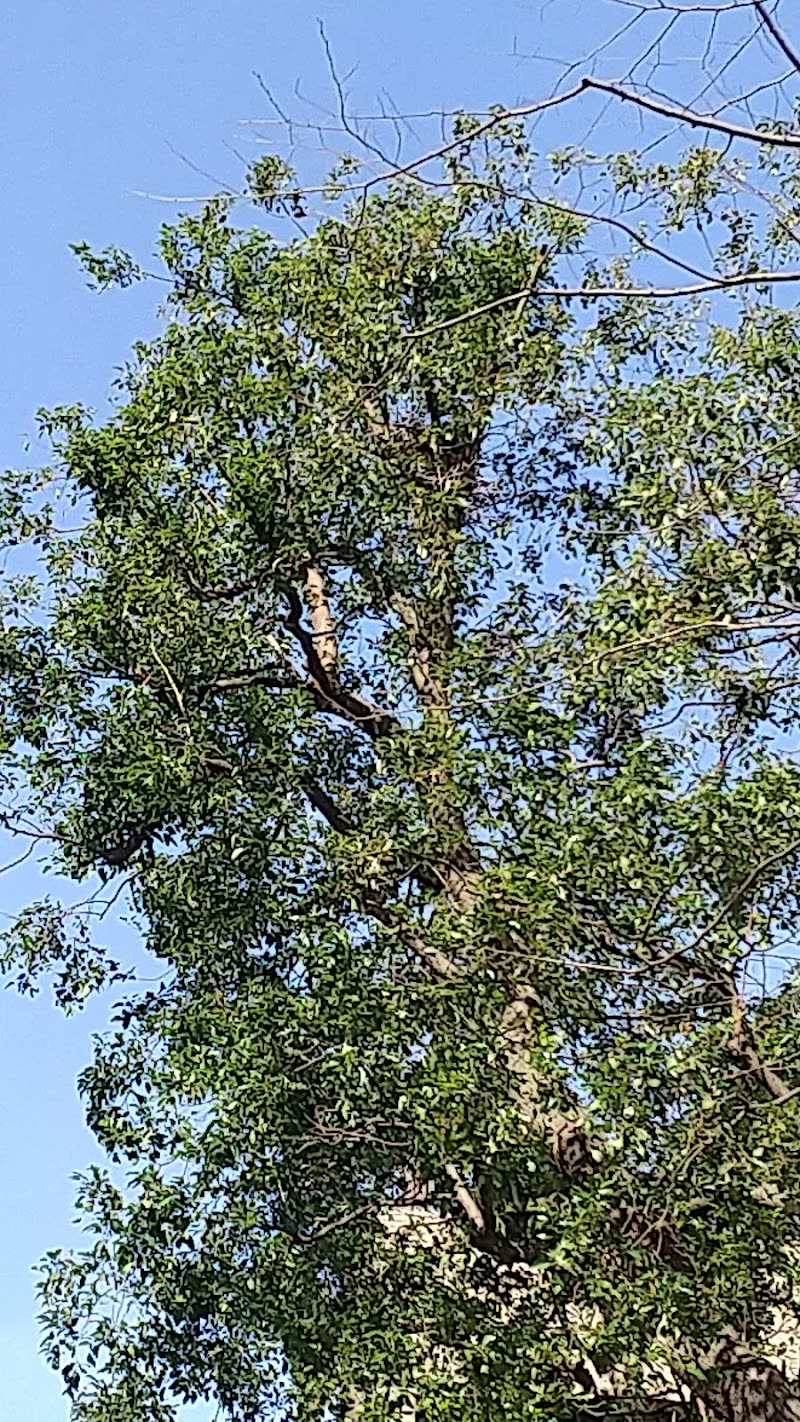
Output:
(7, 12), (800, 1420)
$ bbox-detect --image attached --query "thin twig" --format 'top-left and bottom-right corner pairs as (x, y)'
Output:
(402, 268), (800, 341)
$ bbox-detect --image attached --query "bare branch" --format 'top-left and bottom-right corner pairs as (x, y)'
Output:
(298, 67), (800, 204)
(584, 69), (800, 145)
(610, 2), (754, 10)
(403, 268), (800, 342)
(755, 0), (800, 77)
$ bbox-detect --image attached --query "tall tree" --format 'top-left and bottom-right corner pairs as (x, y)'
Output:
(7, 42), (800, 1421)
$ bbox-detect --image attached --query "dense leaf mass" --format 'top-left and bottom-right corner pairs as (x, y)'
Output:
(5, 127), (800, 1421)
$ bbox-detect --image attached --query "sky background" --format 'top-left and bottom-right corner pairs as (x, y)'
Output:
(0, 1), (781, 1418)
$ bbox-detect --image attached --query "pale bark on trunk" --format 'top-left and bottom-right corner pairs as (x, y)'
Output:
(701, 1333), (800, 1422)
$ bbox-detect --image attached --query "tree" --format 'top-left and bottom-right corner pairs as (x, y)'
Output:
(7, 10), (800, 1420)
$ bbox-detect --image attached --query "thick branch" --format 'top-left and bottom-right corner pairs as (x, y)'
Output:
(303, 781), (357, 836)
(284, 584), (399, 740)
(729, 989), (796, 1103)
(303, 564), (338, 675)
(443, 1163), (486, 1231)
(442, 1164), (528, 1265)
(584, 73), (800, 150)
(101, 826), (155, 867)
(500, 987), (591, 1175)
(364, 893), (468, 981)
(391, 593), (448, 708)
(755, 0), (800, 78)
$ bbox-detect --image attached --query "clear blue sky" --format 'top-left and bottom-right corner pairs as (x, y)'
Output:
(0, 1), (763, 1417)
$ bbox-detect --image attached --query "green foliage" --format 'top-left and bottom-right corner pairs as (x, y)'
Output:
(247, 157), (306, 217)
(5, 124), (800, 1420)
(70, 243), (144, 291)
